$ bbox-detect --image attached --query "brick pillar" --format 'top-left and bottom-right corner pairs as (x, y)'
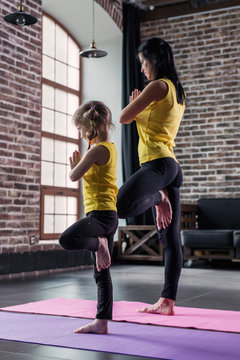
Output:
(0, 0), (42, 253)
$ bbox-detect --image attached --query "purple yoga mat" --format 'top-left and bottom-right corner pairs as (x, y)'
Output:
(0, 312), (239, 359)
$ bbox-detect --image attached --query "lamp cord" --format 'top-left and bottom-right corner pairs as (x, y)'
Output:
(92, 0), (95, 41)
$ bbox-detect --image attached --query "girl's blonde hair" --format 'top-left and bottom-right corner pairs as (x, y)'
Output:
(73, 101), (113, 149)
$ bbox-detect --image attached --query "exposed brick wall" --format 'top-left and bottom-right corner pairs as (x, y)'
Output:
(0, 0), (43, 253)
(96, 0), (123, 30)
(141, 6), (240, 202)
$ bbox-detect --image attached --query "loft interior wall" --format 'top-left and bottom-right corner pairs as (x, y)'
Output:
(42, 0), (124, 225)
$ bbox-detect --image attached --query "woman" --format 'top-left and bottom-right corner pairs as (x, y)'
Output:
(117, 37), (186, 315)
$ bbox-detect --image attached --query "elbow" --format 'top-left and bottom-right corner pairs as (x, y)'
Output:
(119, 112), (132, 124)
(69, 171), (78, 182)
(119, 112), (126, 124)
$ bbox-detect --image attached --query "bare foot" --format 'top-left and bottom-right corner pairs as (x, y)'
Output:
(155, 189), (172, 230)
(96, 237), (111, 272)
(137, 297), (175, 315)
(74, 319), (109, 334)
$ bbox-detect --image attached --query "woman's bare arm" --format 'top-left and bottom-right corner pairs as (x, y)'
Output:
(119, 80), (168, 124)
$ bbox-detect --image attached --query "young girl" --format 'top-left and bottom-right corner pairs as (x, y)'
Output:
(59, 101), (118, 334)
(117, 37), (186, 315)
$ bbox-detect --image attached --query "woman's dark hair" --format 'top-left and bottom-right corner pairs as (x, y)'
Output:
(138, 37), (185, 105)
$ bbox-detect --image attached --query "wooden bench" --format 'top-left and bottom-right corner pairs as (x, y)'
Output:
(117, 225), (163, 261)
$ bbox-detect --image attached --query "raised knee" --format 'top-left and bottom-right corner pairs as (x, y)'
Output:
(59, 233), (69, 250)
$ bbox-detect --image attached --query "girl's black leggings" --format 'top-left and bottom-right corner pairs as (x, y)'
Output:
(59, 210), (118, 319)
(117, 157), (183, 300)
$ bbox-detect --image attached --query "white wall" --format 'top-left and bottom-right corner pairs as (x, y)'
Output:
(81, 35), (126, 227)
(42, 0), (126, 228)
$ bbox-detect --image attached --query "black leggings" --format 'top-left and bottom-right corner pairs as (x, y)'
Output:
(117, 157), (183, 300)
(59, 210), (118, 319)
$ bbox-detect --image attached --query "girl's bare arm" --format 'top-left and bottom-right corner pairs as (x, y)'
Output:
(69, 146), (109, 182)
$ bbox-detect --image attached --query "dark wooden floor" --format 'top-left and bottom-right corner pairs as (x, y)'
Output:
(0, 262), (239, 359)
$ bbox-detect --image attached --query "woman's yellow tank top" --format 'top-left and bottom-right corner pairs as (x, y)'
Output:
(135, 78), (185, 164)
(83, 141), (118, 213)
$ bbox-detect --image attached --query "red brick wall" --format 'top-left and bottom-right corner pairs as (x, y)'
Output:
(0, 0), (43, 253)
(1, 2), (240, 256)
(141, 6), (240, 202)
(96, 0), (123, 30)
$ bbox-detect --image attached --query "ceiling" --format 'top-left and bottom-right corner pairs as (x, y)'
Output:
(136, 0), (239, 21)
(42, 0), (239, 40)
(42, 0), (122, 48)
(136, 0), (186, 8)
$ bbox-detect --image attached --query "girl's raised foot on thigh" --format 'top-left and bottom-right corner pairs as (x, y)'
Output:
(96, 237), (111, 272)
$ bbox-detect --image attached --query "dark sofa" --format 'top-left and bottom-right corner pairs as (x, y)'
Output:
(180, 198), (240, 262)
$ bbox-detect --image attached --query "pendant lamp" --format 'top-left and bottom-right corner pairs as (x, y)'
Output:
(80, 0), (107, 58)
(4, 1), (37, 26)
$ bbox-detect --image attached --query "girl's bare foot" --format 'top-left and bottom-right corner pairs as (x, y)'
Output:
(155, 189), (172, 230)
(74, 319), (109, 334)
(137, 297), (175, 315)
(96, 237), (111, 272)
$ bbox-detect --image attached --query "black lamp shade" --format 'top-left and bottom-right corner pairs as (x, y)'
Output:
(80, 41), (108, 58)
(4, 10), (37, 26)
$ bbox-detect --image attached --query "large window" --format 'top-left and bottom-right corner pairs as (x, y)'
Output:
(41, 14), (81, 239)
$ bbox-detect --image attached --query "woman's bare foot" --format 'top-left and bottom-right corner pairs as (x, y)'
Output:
(155, 189), (172, 230)
(137, 297), (175, 315)
(96, 237), (111, 272)
(74, 319), (109, 334)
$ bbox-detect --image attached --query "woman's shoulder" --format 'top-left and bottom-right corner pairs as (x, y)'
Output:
(144, 79), (169, 102)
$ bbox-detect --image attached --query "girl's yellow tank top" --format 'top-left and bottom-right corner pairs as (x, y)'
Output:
(135, 78), (185, 165)
(83, 141), (118, 213)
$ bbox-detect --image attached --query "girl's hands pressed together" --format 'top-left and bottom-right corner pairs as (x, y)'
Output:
(69, 150), (81, 170)
(129, 89), (141, 104)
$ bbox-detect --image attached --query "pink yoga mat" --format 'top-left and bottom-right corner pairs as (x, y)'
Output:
(1, 297), (240, 333)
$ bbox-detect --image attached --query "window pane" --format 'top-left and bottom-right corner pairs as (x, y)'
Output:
(67, 197), (77, 214)
(67, 143), (78, 163)
(54, 163), (66, 187)
(44, 195), (54, 214)
(55, 196), (67, 214)
(55, 89), (67, 113)
(42, 16), (55, 57)
(41, 15), (81, 238)
(68, 66), (79, 91)
(55, 140), (66, 164)
(42, 108), (54, 133)
(41, 137), (54, 161)
(42, 84), (54, 109)
(42, 55), (54, 81)
(55, 112), (66, 136)
(56, 61), (67, 86)
(67, 93), (79, 116)
(56, 25), (67, 63)
(68, 37), (79, 68)
(67, 115), (78, 139)
(55, 214), (66, 233)
(41, 161), (54, 186)
(44, 214), (54, 233)
(67, 215), (77, 227)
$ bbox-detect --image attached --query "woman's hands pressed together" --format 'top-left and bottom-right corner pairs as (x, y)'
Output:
(69, 150), (81, 170)
(130, 89), (141, 103)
